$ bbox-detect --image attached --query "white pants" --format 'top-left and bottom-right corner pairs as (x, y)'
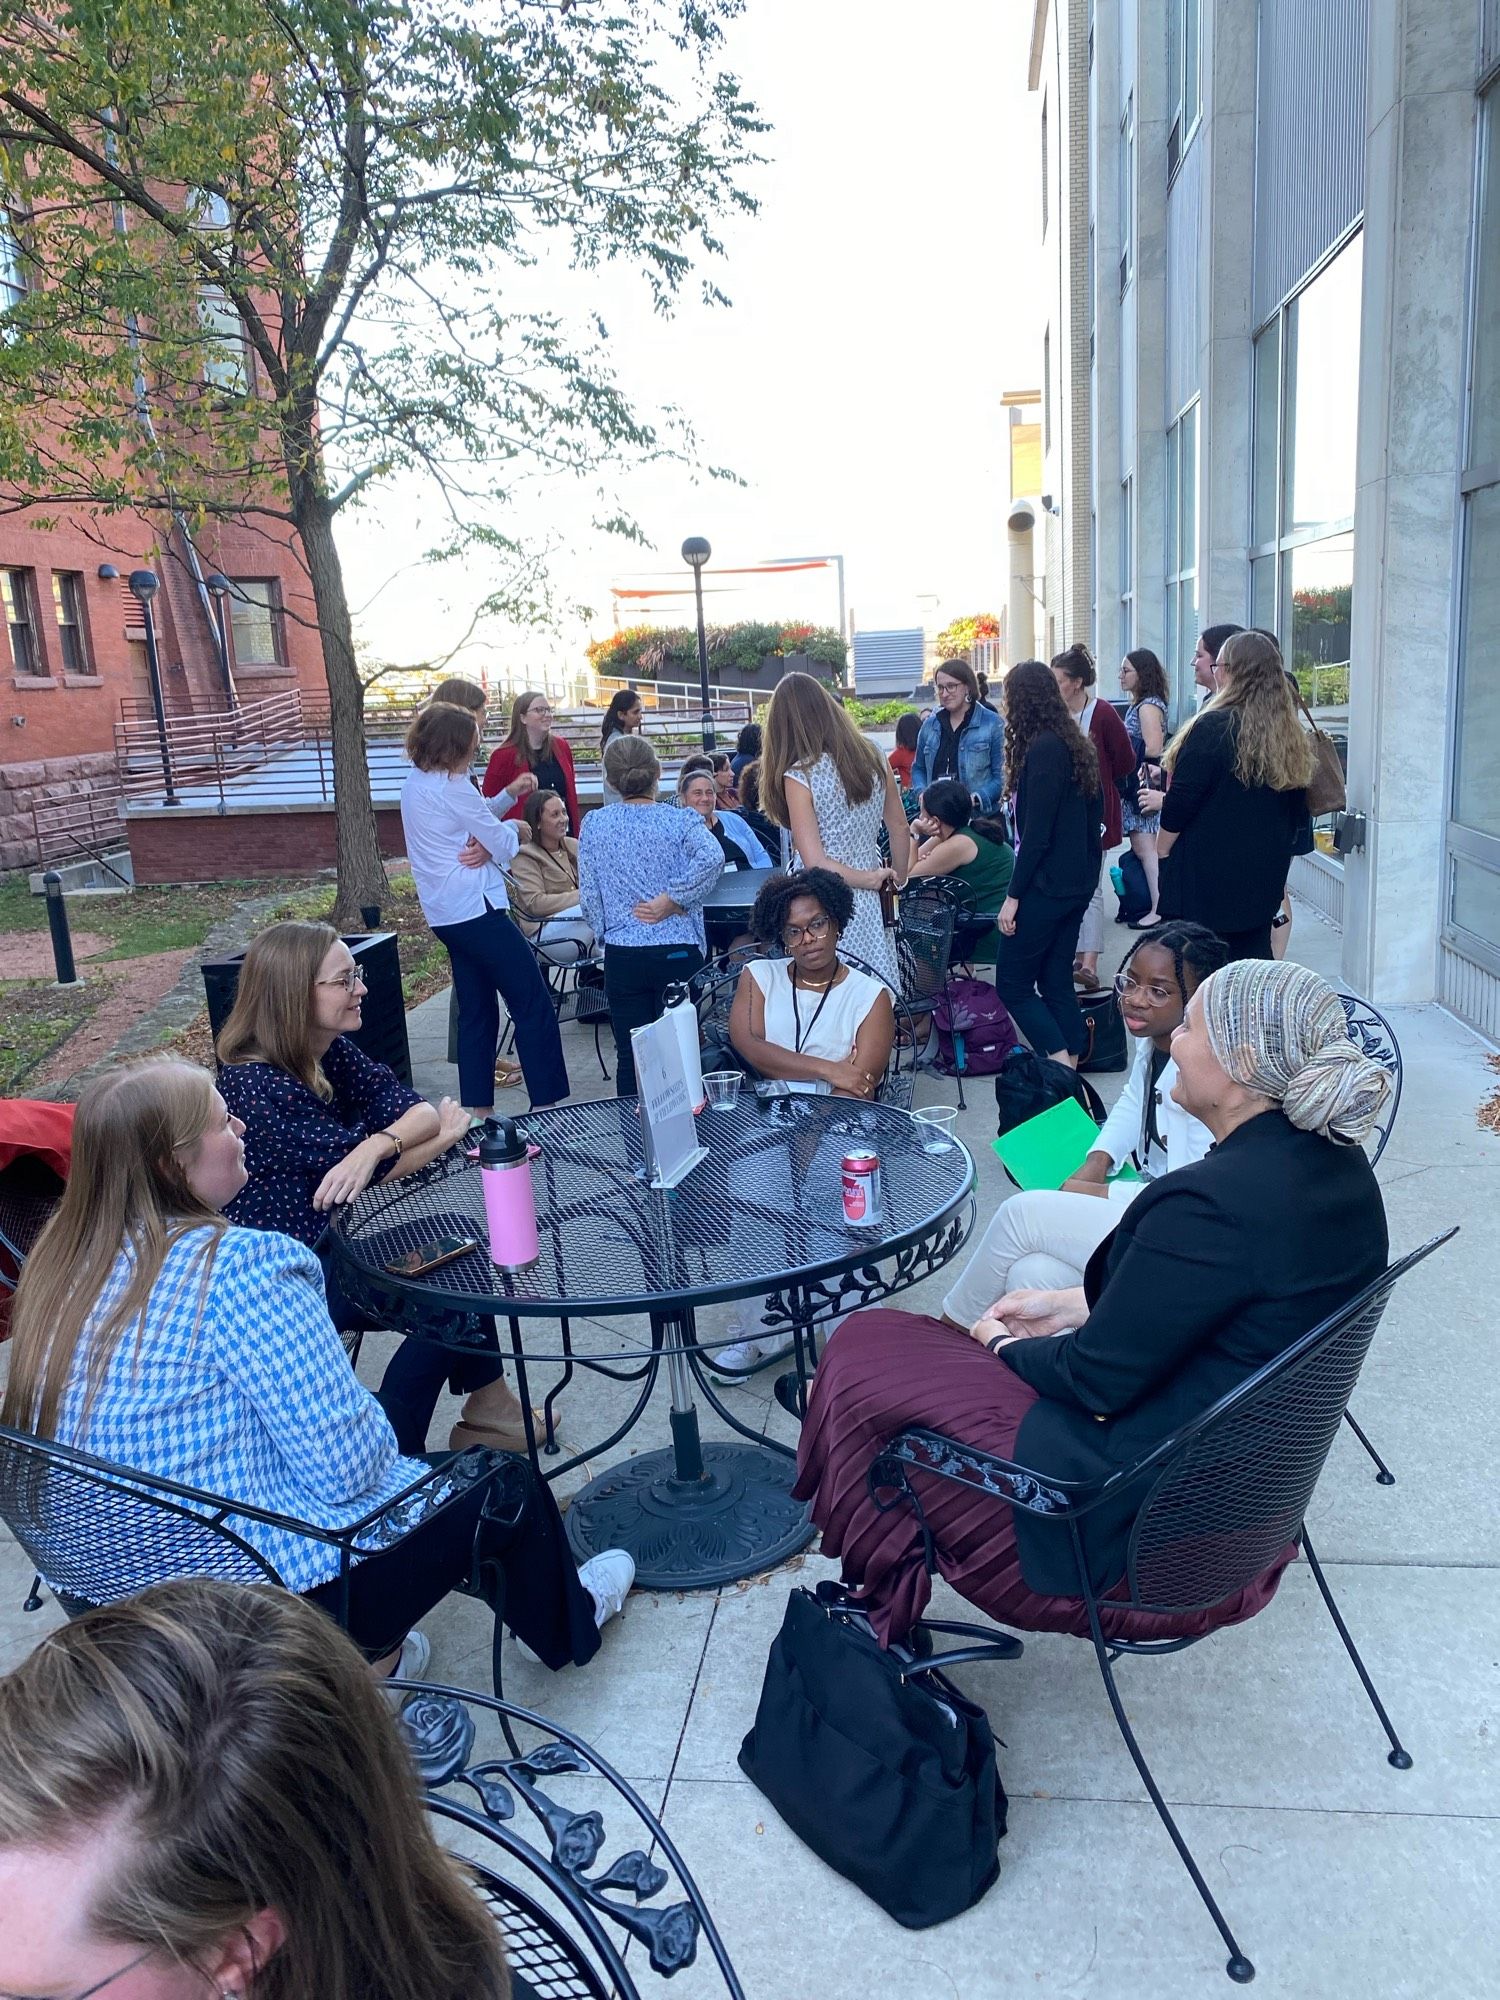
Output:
(1076, 854), (1108, 957)
(941, 1179), (1142, 1328)
(533, 918), (596, 966)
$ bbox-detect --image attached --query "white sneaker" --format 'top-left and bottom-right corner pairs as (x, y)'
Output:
(579, 1549), (635, 1631)
(381, 1625), (431, 1704)
(515, 1549), (635, 1665)
(709, 1336), (766, 1380)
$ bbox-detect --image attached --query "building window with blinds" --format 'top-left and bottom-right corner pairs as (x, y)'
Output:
(1163, 403), (1198, 705)
(228, 579), (283, 667)
(1449, 86), (1500, 965)
(51, 572), (91, 673)
(1, 568), (42, 674)
(1167, 0), (1201, 182)
(1249, 228), (1362, 865)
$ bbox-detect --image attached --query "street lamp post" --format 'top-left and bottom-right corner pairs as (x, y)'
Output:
(681, 536), (713, 755)
(127, 569), (179, 806)
(203, 572), (240, 712)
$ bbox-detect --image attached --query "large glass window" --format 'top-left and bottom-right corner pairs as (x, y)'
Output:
(1120, 476), (1134, 644)
(1450, 85), (1500, 960)
(2, 568), (41, 674)
(228, 579), (282, 666)
(1164, 403), (1198, 702)
(1119, 97), (1134, 294)
(0, 209), (24, 320)
(51, 572), (90, 674)
(1250, 230), (1362, 864)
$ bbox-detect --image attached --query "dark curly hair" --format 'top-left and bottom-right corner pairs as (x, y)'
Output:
(1124, 648), (1170, 704)
(1002, 659), (1100, 799)
(1120, 920), (1229, 1004)
(750, 868), (854, 950)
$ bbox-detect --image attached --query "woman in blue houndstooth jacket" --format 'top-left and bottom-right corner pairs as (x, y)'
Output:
(2, 1060), (632, 1680)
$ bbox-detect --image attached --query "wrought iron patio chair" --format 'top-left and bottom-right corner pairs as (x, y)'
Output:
(893, 882), (958, 1093)
(868, 1229), (1453, 1984)
(498, 931), (611, 1081)
(1334, 989), (1405, 1484)
(0, 1426), (520, 1691)
(397, 1681), (745, 1999)
(0, 1168), (62, 1304)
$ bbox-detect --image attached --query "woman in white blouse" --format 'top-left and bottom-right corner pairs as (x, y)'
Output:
(399, 701), (569, 1116)
(729, 869), (895, 1099)
(942, 922), (1227, 1328)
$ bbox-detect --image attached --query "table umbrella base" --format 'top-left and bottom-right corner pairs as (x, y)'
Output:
(564, 1441), (815, 1592)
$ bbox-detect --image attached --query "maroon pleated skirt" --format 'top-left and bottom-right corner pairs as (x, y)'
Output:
(792, 1309), (1297, 1648)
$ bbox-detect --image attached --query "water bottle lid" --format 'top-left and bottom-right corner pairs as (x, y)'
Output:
(477, 1117), (527, 1166)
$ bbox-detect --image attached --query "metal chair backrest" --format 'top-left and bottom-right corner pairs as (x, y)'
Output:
(1338, 990), (1403, 1167)
(0, 1173), (61, 1296)
(1124, 1232), (1450, 1613)
(894, 884), (957, 1010)
(0, 1424), (283, 1610)
(400, 1682), (746, 1999)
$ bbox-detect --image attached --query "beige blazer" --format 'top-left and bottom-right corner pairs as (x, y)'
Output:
(508, 837), (582, 932)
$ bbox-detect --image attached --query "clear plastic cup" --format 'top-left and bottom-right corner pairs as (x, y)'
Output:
(915, 1106), (959, 1154)
(703, 1071), (743, 1109)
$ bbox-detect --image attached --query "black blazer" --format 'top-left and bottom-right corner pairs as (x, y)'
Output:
(1002, 1112), (1388, 1596)
(1157, 707), (1306, 933)
(1009, 729), (1101, 904)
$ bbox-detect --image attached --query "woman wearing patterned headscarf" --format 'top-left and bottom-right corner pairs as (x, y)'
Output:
(790, 959), (1390, 1647)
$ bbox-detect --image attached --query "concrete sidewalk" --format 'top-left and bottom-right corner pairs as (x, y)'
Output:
(3, 898), (1496, 1995)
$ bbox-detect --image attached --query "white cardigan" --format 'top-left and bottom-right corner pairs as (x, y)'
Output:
(1091, 1033), (1213, 1180)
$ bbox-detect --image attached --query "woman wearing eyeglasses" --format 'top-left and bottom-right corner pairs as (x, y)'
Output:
(481, 690), (580, 835)
(729, 870), (894, 1100)
(941, 922), (1228, 1329)
(216, 921), (527, 1457)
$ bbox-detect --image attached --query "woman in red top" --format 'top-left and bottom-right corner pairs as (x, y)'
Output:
(888, 711), (920, 790)
(481, 691), (581, 834)
(1050, 644), (1136, 988)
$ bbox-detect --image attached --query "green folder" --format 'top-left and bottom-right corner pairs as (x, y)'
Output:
(993, 1095), (1141, 1192)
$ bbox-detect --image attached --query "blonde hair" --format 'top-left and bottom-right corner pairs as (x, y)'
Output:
(216, 920), (340, 1100)
(1164, 630), (1315, 792)
(759, 671), (884, 827)
(0, 1581), (512, 2000)
(603, 732), (659, 800)
(3, 1062), (226, 1441)
(405, 702), (479, 773)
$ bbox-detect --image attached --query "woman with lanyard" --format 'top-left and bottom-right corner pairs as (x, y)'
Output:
(481, 691), (581, 835)
(908, 657), (1006, 815)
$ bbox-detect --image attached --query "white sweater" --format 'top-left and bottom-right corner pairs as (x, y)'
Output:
(1092, 1033), (1213, 1180)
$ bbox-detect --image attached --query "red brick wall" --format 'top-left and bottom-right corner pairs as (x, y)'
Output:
(128, 804), (405, 884)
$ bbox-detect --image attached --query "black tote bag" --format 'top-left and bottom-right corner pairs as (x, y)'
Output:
(738, 1584), (1007, 1930)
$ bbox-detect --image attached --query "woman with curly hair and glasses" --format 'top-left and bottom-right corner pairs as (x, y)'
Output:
(728, 868), (895, 1101)
(941, 921), (1227, 1328)
(991, 659), (1102, 1066)
(1157, 629), (1314, 961)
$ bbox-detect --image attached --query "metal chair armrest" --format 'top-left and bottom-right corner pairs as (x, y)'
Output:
(871, 1426), (1085, 1519)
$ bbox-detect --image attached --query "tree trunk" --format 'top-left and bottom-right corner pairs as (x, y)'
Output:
(295, 496), (387, 923)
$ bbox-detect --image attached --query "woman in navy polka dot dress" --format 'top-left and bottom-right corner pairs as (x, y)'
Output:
(217, 921), (536, 1455)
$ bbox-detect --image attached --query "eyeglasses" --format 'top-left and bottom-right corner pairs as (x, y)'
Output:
(1114, 969), (1177, 1008)
(783, 914), (833, 945)
(527, 704), (554, 719)
(316, 971), (367, 994)
(1, 1949), (154, 2000)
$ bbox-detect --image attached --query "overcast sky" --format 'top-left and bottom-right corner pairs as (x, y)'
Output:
(336, 0), (1041, 680)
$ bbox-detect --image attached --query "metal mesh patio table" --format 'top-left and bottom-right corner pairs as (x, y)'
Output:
(331, 1093), (974, 1591)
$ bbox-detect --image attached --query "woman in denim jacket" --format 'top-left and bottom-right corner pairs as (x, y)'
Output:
(909, 657), (1006, 814)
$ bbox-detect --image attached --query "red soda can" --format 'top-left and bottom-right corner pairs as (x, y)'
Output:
(841, 1150), (883, 1227)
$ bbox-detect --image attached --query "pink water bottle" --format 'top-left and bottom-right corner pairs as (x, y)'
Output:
(478, 1118), (539, 1272)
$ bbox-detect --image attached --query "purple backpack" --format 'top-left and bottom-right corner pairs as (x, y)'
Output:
(932, 977), (1020, 1079)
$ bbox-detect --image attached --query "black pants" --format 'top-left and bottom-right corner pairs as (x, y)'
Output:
(431, 903), (570, 1109)
(1219, 923), (1275, 963)
(303, 1453), (600, 1674)
(603, 941), (705, 1095)
(993, 891), (1092, 1059)
(318, 1234), (505, 1455)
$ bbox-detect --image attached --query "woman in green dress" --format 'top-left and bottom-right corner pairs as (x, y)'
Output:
(907, 776), (1014, 965)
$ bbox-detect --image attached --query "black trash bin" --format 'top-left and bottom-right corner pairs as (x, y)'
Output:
(201, 931), (412, 1085)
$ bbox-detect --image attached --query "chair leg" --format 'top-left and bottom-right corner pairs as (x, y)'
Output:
(1301, 1529), (1412, 1770)
(23, 1574), (43, 1613)
(1341, 1405), (1396, 1485)
(1083, 1593), (1255, 1982)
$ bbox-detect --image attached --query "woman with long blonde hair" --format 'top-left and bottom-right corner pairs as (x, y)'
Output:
(0, 1580), (518, 2000)
(759, 670), (911, 983)
(3, 1062), (630, 1689)
(1157, 629), (1314, 961)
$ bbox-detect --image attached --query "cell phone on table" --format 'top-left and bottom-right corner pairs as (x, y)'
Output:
(383, 1234), (478, 1279)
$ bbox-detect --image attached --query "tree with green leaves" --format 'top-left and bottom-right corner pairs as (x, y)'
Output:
(0, 0), (763, 914)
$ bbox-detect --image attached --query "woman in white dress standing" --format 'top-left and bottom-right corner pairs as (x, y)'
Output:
(759, 671), (911, 986)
